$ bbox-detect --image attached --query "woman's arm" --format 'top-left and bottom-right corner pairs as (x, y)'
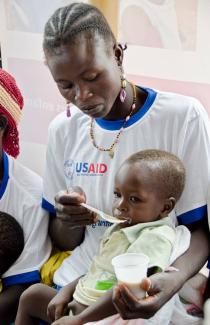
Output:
(49, 215), (85, 251)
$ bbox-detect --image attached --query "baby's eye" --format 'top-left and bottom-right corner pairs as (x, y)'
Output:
(113, 191), (121, 198)
(129, 196), (140, 203)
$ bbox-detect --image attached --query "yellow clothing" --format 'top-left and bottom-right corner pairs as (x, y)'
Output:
(41, 250), (71, 286)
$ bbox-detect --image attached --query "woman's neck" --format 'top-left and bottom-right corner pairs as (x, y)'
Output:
(104, 84), (147, 121)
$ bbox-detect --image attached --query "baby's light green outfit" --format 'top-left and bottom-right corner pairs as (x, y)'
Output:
(73, 217), (176, 306)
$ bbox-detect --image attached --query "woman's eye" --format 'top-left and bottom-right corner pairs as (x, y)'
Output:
(59, 83), (73, 90)
(84, 74), (98, 82)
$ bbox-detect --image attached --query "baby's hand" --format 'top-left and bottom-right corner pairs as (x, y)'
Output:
(47, 293), (69, 322)
(52, 315), (82, 325)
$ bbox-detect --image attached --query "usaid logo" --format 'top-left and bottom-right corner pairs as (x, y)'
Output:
(64, 159), (75, 180)
(64, 159), (107, 178)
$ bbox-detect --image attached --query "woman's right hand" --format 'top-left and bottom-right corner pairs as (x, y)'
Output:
(55, 186), (97, 228)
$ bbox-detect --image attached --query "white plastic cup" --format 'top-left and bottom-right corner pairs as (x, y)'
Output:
(203, 299), (210, 325)
(112, 253), (150, 299)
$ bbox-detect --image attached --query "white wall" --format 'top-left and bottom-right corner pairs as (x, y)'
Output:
(0, 0), (86, 175)
(1, 0), (210, 175)
(119, 0), (210, 116)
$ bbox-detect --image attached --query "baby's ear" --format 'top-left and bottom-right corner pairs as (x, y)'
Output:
(160, 197), (176, 217)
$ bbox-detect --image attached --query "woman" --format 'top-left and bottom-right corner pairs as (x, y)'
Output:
(41, 2), (210, 321)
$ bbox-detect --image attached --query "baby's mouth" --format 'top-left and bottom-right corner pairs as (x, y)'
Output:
(124, 217), (132, 225)
(113, 209), (132, 224)
(114, 215), (132, 225)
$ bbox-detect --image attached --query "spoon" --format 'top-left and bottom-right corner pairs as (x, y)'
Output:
(81, 202), (127, 224)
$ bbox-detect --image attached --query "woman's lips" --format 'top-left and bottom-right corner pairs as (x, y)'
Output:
(82, 104), (104, 116)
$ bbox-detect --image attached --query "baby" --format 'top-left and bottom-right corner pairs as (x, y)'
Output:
(15, 149), (187, 325)
(0, 211), (24, 278)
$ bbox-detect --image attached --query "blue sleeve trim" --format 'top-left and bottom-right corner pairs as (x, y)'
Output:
(42, 197), (56, 214)
(207, 260), (210, 269)
(2, 270), (40, 287)
(0, 152), (9, 200)
(177, 205), (207, 225)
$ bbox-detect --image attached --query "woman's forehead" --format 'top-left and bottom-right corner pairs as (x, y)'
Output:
(46, 38), (113, 80)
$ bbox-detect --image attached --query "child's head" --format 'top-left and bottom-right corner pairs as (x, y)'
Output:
(0, 212), (24, 276)
(0, 69), (24, 158)
(113, 149), (185, 225)
(43, 3), (125, 119)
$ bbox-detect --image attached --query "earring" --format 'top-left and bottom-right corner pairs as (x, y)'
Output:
(66, 101), (71, 118)
(120, 67), (127, 102)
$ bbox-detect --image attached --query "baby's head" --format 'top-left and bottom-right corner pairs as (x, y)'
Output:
(113, 149), (185, 226)
(0, 212), (24, 276)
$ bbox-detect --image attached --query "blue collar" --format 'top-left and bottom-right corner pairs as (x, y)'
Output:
(95, 87), (157, 131)
(0, 151), (9, 199)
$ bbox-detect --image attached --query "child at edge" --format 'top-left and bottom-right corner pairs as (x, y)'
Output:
(15, 149), (191, 325)
(0, 68), (52, 324)
(0, 211), (24, 279)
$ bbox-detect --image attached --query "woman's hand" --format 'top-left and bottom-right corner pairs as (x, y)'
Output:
(112, 271), (184, 319)
(55, 186), (97, 228)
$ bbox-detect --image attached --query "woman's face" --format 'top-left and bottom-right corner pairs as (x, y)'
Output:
(45, 36), (122, 119)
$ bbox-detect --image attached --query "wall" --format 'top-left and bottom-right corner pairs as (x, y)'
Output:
(0, 0), (86, 175)
(0, 0), (210, 175)
(119, 0), (210, 115)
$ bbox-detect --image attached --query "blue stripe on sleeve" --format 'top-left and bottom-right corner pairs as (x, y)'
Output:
(0, 152), (9, 199)
(42, 198), (56, 214)
(2, 270), (40, 287)
(177, 205), (207, 225)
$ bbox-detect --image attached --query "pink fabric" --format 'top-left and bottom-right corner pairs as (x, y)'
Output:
(85, 314), (144, 325)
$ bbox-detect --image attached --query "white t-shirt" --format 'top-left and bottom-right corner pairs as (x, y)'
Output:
(1, 152), (52, 287)
(42, 87), (210, 287)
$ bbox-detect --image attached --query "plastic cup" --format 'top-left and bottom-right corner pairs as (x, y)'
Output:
(203, 299), (210, 325)
(112, 253), (150, 299)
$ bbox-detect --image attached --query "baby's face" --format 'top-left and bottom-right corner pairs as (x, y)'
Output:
(112, 161), (166, 226)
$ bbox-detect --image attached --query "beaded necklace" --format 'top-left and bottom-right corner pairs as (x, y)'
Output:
(89, 83), (137, 158)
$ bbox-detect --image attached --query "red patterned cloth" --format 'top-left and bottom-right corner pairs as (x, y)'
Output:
(0, 69), (23, 158)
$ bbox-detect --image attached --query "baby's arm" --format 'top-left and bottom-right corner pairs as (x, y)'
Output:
(52, 289), (117, 325)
